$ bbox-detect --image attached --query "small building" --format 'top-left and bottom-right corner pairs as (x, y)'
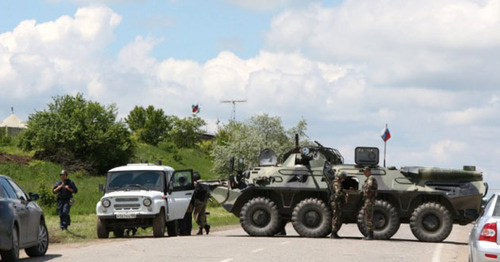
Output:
(0, 109), (27, 136)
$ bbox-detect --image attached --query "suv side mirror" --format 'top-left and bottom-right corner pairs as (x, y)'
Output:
(28, 192), (40, 201)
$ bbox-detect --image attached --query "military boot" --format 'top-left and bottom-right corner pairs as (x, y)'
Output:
(205, 224), (211, 235)
(363, 231), (374, 240)
(197, 228), (203, 235)
(330, 232), (341, 239)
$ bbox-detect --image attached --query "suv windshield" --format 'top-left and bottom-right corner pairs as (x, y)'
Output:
(106, 171), (164, 192)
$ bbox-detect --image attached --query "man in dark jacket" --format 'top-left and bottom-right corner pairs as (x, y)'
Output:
(53, 170), (78, 230)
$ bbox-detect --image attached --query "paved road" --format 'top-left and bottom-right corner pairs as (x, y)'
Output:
(19, 223), (472, 262)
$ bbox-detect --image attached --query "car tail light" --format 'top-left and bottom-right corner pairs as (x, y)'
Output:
(479, 222), (497, 242)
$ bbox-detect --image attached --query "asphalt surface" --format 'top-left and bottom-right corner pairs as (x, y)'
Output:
(18, 223), (472, 262)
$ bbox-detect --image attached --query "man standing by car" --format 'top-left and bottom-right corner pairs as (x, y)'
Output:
(53, 170), (78, 230)
(330, 171), (348, 239)
(362, 167), (377, 240)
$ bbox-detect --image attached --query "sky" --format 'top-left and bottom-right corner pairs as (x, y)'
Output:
(0, 0), (499, 189)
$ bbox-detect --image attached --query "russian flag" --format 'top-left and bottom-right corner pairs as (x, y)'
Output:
(381, 126), (391, 142)
(192, 104), (200, 114)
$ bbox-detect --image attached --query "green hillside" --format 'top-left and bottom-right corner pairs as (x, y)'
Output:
(132, 143), (218, 180)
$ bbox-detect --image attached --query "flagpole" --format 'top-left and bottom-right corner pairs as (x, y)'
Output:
(383, 123), (387, 167)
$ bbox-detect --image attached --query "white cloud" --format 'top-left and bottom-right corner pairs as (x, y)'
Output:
(428, 140), (468, 162)
(0, 5), (121, 99)
(442, 99), (499, 125)
(226, 0), (318, 12)
(265, 0), (500, 88)
(117, 35), (160, 75)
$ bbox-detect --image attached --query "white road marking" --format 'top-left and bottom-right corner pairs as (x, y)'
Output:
(280, 241), (291, 245)
(251, 248), (264, 253)
(220, 258), (233, 262)
(432, 243), (444, 262)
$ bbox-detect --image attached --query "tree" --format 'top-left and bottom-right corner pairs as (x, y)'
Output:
(169, 116), (207, 148)
(211, 114), (308, 175)
(19, 94), (134, 174)
(125, 105), (172, 146)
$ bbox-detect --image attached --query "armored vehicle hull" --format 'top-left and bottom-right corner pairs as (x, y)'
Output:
(203, 143), (486, 242)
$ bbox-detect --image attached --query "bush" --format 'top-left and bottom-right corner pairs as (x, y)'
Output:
(19, 94), (135, 174)
(125, 105), (173, 146)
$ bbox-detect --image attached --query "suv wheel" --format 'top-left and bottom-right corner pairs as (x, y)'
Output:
(292, 198), (331, 238)
(25, 221), (49, 257)
(153, 210), (166, 237)
(240, 197), (281, 236)
(166, 220), (178, 237)
(97, 218), (109, 239)
(357, 200), (400, 240)
(410, 202), (452, 242)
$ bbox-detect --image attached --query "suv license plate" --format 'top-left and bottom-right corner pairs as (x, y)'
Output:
(116, 214), (136, 219)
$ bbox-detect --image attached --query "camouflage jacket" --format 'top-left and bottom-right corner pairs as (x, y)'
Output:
(362, 175), (378, 199)
(329, 175), (346, 203)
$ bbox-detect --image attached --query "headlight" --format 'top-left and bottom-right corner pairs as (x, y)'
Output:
(101, 198), (111, 208)
(143, 198), (152, 207)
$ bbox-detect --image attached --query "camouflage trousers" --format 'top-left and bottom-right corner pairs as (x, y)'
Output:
(330, 200), (344, 233)
(193, 199), (207, 228)
(363, 198), (375, 233)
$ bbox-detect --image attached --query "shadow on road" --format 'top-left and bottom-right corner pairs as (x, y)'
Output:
(20, 254), (62, 261)
(221, 234), (468, 245)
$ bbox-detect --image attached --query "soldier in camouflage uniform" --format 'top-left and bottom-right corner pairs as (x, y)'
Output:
(329, 171), (348, 239)
(362, 167), (378, 240)
(193, 176), (211, 235)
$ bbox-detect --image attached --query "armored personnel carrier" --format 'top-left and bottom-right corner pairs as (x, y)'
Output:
(202, 138), (487, 242)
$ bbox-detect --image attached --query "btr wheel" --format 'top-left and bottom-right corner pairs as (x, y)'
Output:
(357, 200), (400, 240)
(292, 198), (331, 238)
(410, 202), (452, 242)
(97, 218), (109, 239)
(25, 221), (49, 257)
(153, 210), (166, 237)
(240, 197), (281, 236)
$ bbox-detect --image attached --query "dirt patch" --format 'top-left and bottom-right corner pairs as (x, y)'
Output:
(0, 152), (31, 165)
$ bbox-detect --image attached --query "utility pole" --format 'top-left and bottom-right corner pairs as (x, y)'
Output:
(220, 100), (247, 121)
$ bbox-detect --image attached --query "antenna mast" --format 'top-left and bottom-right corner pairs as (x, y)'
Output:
(220, 100), (247, 121)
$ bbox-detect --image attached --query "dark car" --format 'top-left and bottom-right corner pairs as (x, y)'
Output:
(0, 175), (48, 261)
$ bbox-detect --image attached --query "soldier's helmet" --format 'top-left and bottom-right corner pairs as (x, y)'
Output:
(337, 171), (347, 179)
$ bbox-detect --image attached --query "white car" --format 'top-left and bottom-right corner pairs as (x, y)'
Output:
(469, 193), (500, 262)
(96, 163), (194, 238)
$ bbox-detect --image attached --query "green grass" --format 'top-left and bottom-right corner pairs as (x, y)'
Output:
(0, 142), (239, 243)
(0, 145), (31, 156)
